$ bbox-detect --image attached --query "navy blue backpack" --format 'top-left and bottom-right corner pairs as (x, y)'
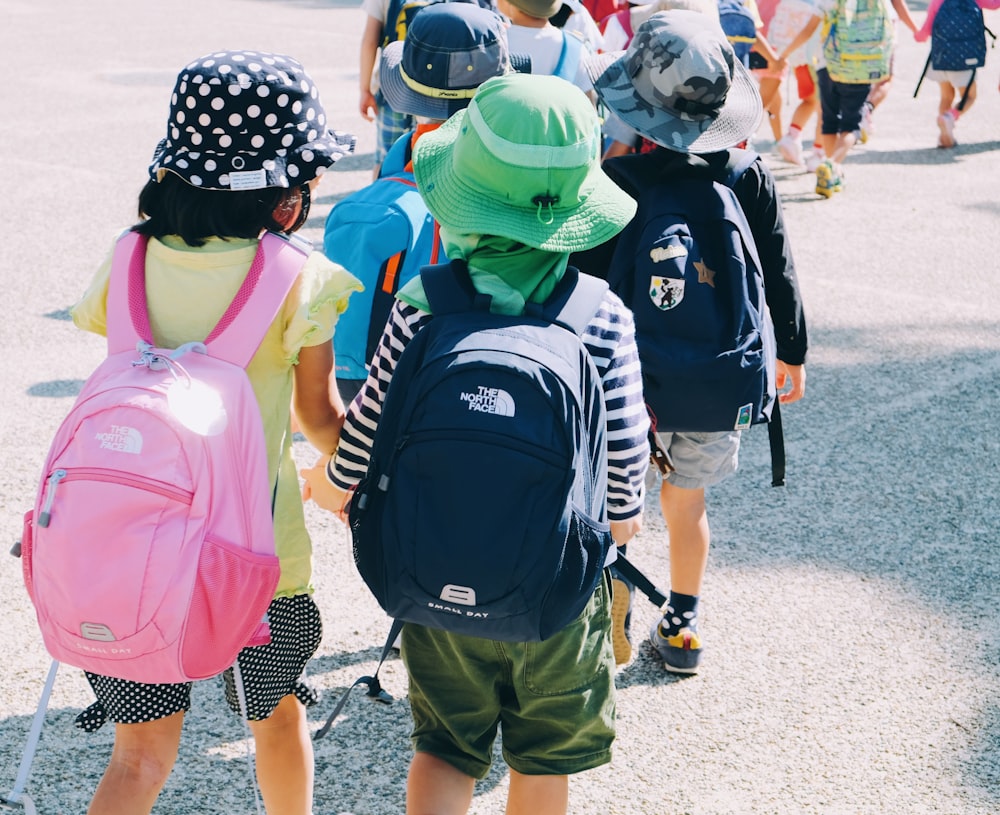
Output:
(606, 149), (777, 435)
(930, 0), (993, 70)
(348, 260), (613, 643)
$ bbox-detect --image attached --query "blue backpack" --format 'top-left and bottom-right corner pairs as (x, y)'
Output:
(717, 0), (758, 67)
(606, 149), (777, 434)
(323, 168), (441, 381)
(930, 0), (994, 69)
(348, 260), (613, 642)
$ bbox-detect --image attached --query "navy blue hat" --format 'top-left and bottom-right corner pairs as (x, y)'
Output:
(149, 50), (355, 190)
(379, 3), (530, 120)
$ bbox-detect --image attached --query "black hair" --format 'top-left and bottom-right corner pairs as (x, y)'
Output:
(133, 172), (308, 247)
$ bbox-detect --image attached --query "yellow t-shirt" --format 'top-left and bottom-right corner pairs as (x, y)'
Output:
(71, 234), (363, 597)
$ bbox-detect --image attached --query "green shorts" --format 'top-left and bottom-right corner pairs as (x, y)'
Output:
(401, 574), (616, 780)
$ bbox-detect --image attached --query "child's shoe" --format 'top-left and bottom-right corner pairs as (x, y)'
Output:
(815, 159), (843, 198)
(937, 111), (956, 148)
(859, 102), (875, 143)
(804, 146), (824, 172)
(609, 565), (635, 666)
(649, 617), (702, 674)
(777, 132), (804, 165)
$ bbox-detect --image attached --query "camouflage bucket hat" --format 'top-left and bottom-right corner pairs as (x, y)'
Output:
(586, 10), (762, 153)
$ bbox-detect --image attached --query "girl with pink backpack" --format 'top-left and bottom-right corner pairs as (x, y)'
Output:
(66, 51), (361, 815)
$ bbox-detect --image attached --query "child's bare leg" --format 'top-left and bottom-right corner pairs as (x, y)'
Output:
(87, 713), (184, 815)
(660, 482), (710, 596)
(407, 752), (476, 815)
(956, 80), (977, 115)
(938, 80), (956, 116)
(506, 770), (569, 815)
(248, 695), (314, 815)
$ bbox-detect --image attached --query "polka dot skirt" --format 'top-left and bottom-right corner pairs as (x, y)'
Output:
(76, 594), (322, 731)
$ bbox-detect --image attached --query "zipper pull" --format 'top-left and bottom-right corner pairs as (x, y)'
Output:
(37, 469), (67, 528)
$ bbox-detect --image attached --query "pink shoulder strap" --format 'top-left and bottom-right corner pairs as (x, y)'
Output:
(105, 231), (308, 369)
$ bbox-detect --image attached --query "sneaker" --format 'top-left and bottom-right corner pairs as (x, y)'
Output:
(649, 617), (703, 674)
(804, 147), (824, 173)
(777, 133), (804, 165)
(937, 111), (956, 148)
(859, 102), (874, 143)
(609, 566), (635, 665)
(815, 159), (843, 199)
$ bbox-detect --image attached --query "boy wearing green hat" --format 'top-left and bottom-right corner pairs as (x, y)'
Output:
(303, 73), (650, 814)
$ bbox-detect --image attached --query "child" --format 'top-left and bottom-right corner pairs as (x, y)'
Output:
(773, 0), (894, 196)
(328, 2), (524, 404)
(69, 50), (361, 815)
(768, 0), (824, 165)
(304, 73), (650, 815)
(358, 0), (414, 175)
(497, 0), (596, 94)
(573, 11), (808, 673)
(914, 0), (1000, 147)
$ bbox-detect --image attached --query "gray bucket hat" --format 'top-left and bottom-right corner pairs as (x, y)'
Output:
(586, 10), (762, 153)
(379, 3), (528, 120)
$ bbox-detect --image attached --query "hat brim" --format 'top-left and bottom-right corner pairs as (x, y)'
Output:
(380, 42), (531, 120)
(586, 49), (762, 153)
(150, 129), (356, 189)
(412, 109), (637, 253)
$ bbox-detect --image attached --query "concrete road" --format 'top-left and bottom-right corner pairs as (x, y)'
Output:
(1, 0), (999, 812)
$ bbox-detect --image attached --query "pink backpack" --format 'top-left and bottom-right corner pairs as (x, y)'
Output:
(21, 230), (307, 684)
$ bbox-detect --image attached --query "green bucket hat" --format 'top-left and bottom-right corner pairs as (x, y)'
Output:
(411, 73), (637, 252)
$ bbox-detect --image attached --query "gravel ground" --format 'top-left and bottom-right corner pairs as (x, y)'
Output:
(1, 1), (998, 812)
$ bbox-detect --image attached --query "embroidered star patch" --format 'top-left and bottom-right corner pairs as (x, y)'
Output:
(694, 261), (716, 288)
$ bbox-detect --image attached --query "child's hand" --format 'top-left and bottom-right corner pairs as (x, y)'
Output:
(611, 516), (642, 547)
(914, 28), (929, 42)
(300, 455), (352, 523)
(776, 361), (806, 404)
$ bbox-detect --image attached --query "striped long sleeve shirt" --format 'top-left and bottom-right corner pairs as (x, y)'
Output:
(328, 289), (650, 522)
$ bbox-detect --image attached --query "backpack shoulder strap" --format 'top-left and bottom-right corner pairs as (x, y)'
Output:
(554, 30), (586, 81)
(531, 267), (609, 336)
(107, 231), (308, 369)
(421, 260), (493, 316)
(106, 230), (151, 355)
(205, 232), (310, 368)
(422, 260), (607, 335)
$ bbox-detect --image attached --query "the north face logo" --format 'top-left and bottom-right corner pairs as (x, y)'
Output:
(94, 424), (143, 454)
(459, 386), (516, 417)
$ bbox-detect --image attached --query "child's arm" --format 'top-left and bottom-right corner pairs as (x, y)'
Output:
(359, 13), (382, 121)
(293, 342), (345, 456)
(890, 0), (919, 34)
(776, 13), (822, 62)
(752, 30), (781, 64)
(914, 0), (944, 40)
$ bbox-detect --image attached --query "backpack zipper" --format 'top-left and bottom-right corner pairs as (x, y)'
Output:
(37, 467), (193, 528)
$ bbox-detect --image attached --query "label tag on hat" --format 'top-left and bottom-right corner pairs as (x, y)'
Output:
(229, 169), (268, 191)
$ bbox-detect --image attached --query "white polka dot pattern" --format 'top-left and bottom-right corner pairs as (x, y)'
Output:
(79, 595), (322, 728)
(148, 50), (355, 191)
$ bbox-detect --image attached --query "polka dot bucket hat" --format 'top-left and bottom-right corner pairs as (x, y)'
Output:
(149, 50), (356, 191)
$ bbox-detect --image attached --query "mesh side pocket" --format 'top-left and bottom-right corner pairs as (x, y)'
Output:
(181, 537), (280, 680)
(539, 509), (612, 641)
(21, 510), (34, 603)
